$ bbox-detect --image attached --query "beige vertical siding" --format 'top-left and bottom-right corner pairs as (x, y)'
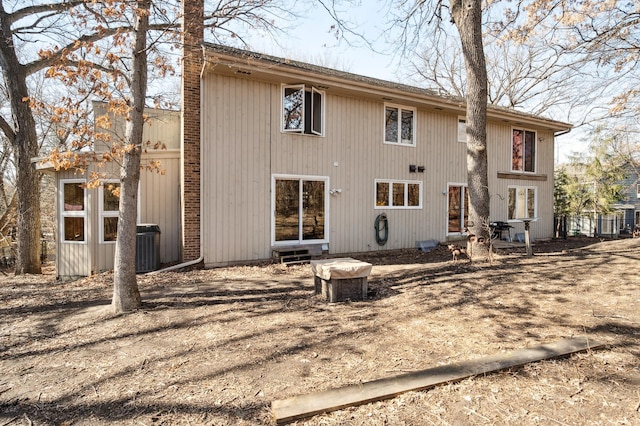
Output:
(138, 152), (181, 264)
(202, 72), (561, 266)
(55, 105), (181, 277)
(95, 152), (181, 272)
(202, 75), (272, 265)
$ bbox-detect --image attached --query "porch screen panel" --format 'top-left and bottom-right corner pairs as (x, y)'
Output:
(275, 180), (300, 242)
(302, 180), (325, 240)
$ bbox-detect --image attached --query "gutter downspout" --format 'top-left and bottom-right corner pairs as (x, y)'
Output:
(149, 48), (206, 275)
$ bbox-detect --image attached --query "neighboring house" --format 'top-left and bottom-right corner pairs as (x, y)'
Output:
(604, 166), (640, 236)
(38, 102), (181, 277)
(40, 6), (573, 275)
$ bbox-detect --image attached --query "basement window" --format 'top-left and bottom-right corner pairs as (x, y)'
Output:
(282, 84), (324, 136)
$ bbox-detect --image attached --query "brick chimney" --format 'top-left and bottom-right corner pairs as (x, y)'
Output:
(181, 0), (203, 262)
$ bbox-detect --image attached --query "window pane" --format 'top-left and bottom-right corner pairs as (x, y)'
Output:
(524, 131), (535, 172)
(516, 188), (527, 218)
(283, 87), (304, 131)
(64, 217), (84, 241)
(464, 188), (469, 227)
(508, 188), (516, 220)
(64, 183), (84, 211)
(458, 119), (466, 142)
(449, 186), (462, 232)
(311, 89), (323, 135)
(302, 180), (325, 240)
(376, 182), (389, 206)
(408, 183), (420, 206)
(385, 107), (398, 143)
(527, 188), (536, 218)
(103, 183), (120, 211)
(512, 130), (523, 171)
(104, 217), (118, 241)
(392, 182), (405, 206)
(275, 180), (300, 241)
(401, 110), (413, 144)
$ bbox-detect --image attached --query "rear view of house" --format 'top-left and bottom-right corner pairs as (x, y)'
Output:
(44, 37), (572, 275)
(194, 44), (571, 267)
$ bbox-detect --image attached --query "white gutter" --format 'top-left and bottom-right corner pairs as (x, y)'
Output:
(149, 49), (206, 275)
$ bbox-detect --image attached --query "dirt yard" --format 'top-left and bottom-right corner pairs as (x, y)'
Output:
(1, 237), (639, 425)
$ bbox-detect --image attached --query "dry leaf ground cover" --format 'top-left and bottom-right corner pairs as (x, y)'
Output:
(1, 237), (639, 425)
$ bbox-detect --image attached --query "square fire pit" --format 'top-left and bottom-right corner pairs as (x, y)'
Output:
(310, 258), (372, 303)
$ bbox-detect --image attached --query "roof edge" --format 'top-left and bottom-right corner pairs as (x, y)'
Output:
(202, 43), (572, 133)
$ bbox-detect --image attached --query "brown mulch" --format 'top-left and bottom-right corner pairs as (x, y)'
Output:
(1, 236), (639, 425)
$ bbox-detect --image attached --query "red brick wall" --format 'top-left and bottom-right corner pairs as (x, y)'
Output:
(181, 0), (203, 261)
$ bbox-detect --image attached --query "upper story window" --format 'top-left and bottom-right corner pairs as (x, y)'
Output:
(637, 183), (640, 199)
(512, 128), (536, 173)
(375, 179), (422, 209)
(457, 118), (466, 143)
(61, 180), (86, 243)
(282, 84), (324, 136)
(99, 181), (120, 243)
(384, 104), (415, 146)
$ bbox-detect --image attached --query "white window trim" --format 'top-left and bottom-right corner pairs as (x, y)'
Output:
(383, 103), (416, 147)
(507, 185), (538, 221)
(271, 174), (330, 246)
(446, 182), (468, 235)
(60, 179), (87, 245)
(98, 180), (120, 244)
(636, 183), (640, 199)
(511, 127), (538, 173)
(457, 117), (466, 143)
(281, 84), (325, 137)
(374, 179), (423, 209)
(311, 87), (324, 136)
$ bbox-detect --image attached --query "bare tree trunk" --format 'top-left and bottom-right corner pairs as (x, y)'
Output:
(451, 0), (491, 261)
(112, 0), (149, 313)
(0, 6), (41, 274)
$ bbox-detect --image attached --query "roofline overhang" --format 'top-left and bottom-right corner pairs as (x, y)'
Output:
(202, 43), (572, 134)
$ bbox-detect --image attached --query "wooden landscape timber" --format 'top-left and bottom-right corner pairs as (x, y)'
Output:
(272, 336), (604, 424)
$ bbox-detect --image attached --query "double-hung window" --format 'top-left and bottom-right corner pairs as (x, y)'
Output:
(508, 186), (537, 220)
(282, 84), (324, 136)
(384, 104), (415, 146)
(99, 181), (120, 243)
(61, 180), (86, 243)
(375, 179), (422, 209)
(512, 128), (536, 172)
